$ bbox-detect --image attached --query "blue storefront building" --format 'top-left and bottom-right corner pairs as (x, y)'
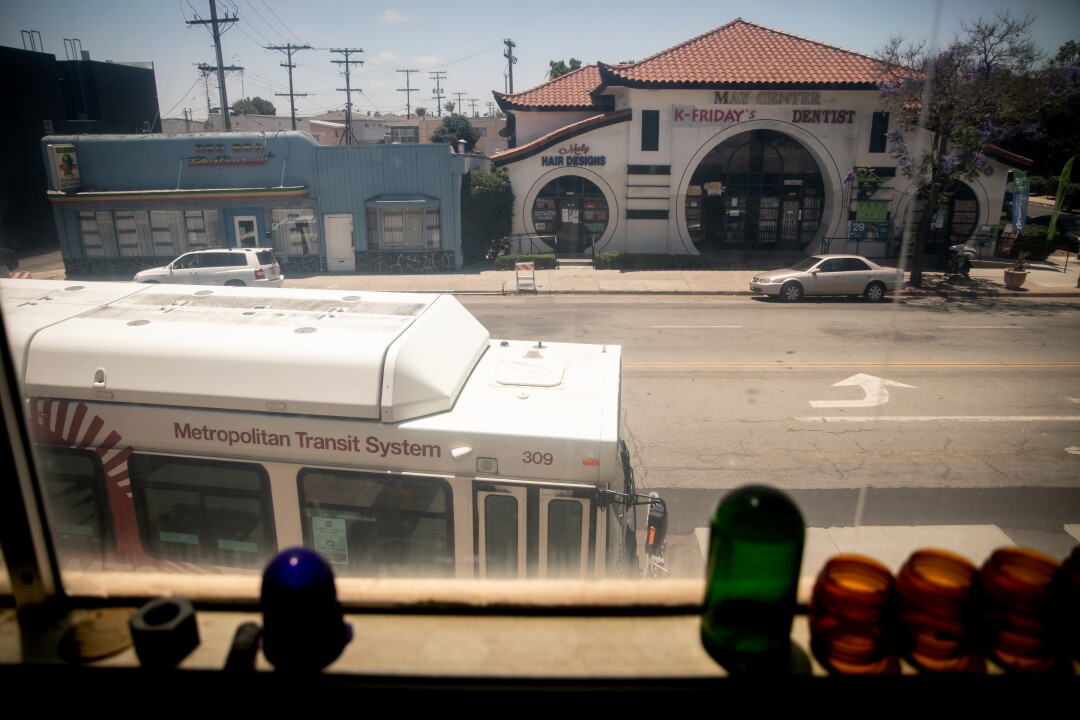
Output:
(41, 131), (487, 277)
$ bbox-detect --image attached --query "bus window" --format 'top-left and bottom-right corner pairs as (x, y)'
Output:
(298, 469), (453, 578)
(543, 497), (587, 579)
(483, 493), (521, 579)
(38, 447), (115, 554)
(128, 454), (276, 569)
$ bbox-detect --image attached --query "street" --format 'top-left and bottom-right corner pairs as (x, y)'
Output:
(460, 294), (1080, 579)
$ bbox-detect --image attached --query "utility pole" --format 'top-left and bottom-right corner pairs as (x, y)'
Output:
(197, 62), (243, 126)
(453, 92), (465, 114)
(397, 69), (419, 117)
(430, 70), (446, 116)
(266, 43), (312, 130)
(469, 98), (478, 117)
(331, 48), (363, 145)
(187, 0), (238, 130)
(487, 101), (496, 117)
(503, 38), (517, 94)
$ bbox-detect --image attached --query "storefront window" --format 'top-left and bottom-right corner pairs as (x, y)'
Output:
(148, 210), (222, 256)
(531, 176), (609, 256)
(908, 184), (980, 252)
(364, 196), (441, 251)
(686, 130), (824, 252)
(270, 209), (319, 256)
(80, 210), (219, 258)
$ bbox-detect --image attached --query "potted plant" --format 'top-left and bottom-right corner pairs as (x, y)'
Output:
(1003, 251), (1030, 290)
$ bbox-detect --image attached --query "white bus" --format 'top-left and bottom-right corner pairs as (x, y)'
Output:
(1, 279), (666, 581)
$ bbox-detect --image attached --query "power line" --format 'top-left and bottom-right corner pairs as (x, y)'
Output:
(266, 43), (312, 130)
(331, 48), (363, 145)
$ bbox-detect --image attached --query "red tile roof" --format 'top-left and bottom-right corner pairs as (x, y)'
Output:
(494, 64), (605, 111)
(493, 19), (892, 110)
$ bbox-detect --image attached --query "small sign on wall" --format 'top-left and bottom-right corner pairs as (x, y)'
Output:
(47, 144), (81, 191)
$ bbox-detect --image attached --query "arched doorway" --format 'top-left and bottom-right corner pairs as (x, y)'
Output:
(685, 130), (824, 262)
(905, 183), (981, 255)
(531, 175), (610, 258)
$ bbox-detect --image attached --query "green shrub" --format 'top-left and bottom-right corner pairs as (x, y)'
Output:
(461, 168), (514, 265)
(492, 253), (558, 270)
(1027, 175), (1049, 195)
(1016, 223), (1053, 261)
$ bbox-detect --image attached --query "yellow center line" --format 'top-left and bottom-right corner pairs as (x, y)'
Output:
(624, 361), (1080, 368)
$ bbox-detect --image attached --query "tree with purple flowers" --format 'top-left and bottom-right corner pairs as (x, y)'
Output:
(875, 11), (1044, 286)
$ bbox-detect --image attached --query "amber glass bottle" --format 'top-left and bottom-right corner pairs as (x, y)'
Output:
(810, 554), (899, 674)
(700, 485), (805, 674)
(894, 548), (984, 672)
(1053, 545), (1080, 664)
(980, 546), (1062, 673)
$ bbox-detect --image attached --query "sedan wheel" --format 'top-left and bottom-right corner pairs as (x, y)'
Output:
(863, 281), (887, 302)
(780, 281), (804, 302)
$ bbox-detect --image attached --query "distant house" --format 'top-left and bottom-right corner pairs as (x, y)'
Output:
(162, 111), (509, 156)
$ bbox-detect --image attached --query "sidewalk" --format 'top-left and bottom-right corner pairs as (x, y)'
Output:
(14, 247), (1080, 298)
(282, 251), (1080, 298)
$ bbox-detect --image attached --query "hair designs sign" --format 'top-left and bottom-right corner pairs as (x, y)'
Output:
(540, 143), (606, 167)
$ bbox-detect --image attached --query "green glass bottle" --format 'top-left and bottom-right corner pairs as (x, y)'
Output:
(700, 484), (806, 674)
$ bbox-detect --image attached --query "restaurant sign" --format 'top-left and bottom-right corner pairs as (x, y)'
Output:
(186, 142), (273, 167)
(47, 144), (81, 191)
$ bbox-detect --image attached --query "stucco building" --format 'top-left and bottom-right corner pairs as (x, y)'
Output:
(491, 19), (1023, 263)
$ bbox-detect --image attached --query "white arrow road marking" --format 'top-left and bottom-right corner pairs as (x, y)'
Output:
(809, 373), (916, 408)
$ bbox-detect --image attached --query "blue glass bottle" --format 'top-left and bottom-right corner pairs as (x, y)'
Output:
(700, 484), (806, 673)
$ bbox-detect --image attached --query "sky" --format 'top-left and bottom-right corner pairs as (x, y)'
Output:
(3, 1), (1078, 122)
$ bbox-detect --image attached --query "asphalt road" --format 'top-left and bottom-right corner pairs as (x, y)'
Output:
(460, 295), (1080, 579)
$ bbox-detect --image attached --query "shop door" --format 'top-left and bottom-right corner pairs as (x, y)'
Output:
(558, 197), (583, 255)
(233, 215), (259, 248)
(781, 199), (801, 242)
(324, 214), (355, 272)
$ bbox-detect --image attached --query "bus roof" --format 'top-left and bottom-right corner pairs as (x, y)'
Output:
(0, 279), (490, 422)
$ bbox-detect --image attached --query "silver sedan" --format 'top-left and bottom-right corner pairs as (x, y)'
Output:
(750, 254), (904, 302)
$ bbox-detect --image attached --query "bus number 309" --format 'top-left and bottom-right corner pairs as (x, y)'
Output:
(523, 451), (554, 465)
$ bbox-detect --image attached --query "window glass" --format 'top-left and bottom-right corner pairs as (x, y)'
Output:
(172, 253), (198, 269)
(115, 210), (151, 256)
(38, 447), (115, 554)
(484, 494), (519, 579)
(641, 109), (659, 151)
(270, 209), (318, 256)
(77, 211), (115, 257)
(546, 499), (583, 579)
(869, 111), (890, 153)
(128, 454), (276, 569)
(298, 470), (453, 578)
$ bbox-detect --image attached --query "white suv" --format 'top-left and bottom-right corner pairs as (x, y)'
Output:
(134, 248), (284, 287)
